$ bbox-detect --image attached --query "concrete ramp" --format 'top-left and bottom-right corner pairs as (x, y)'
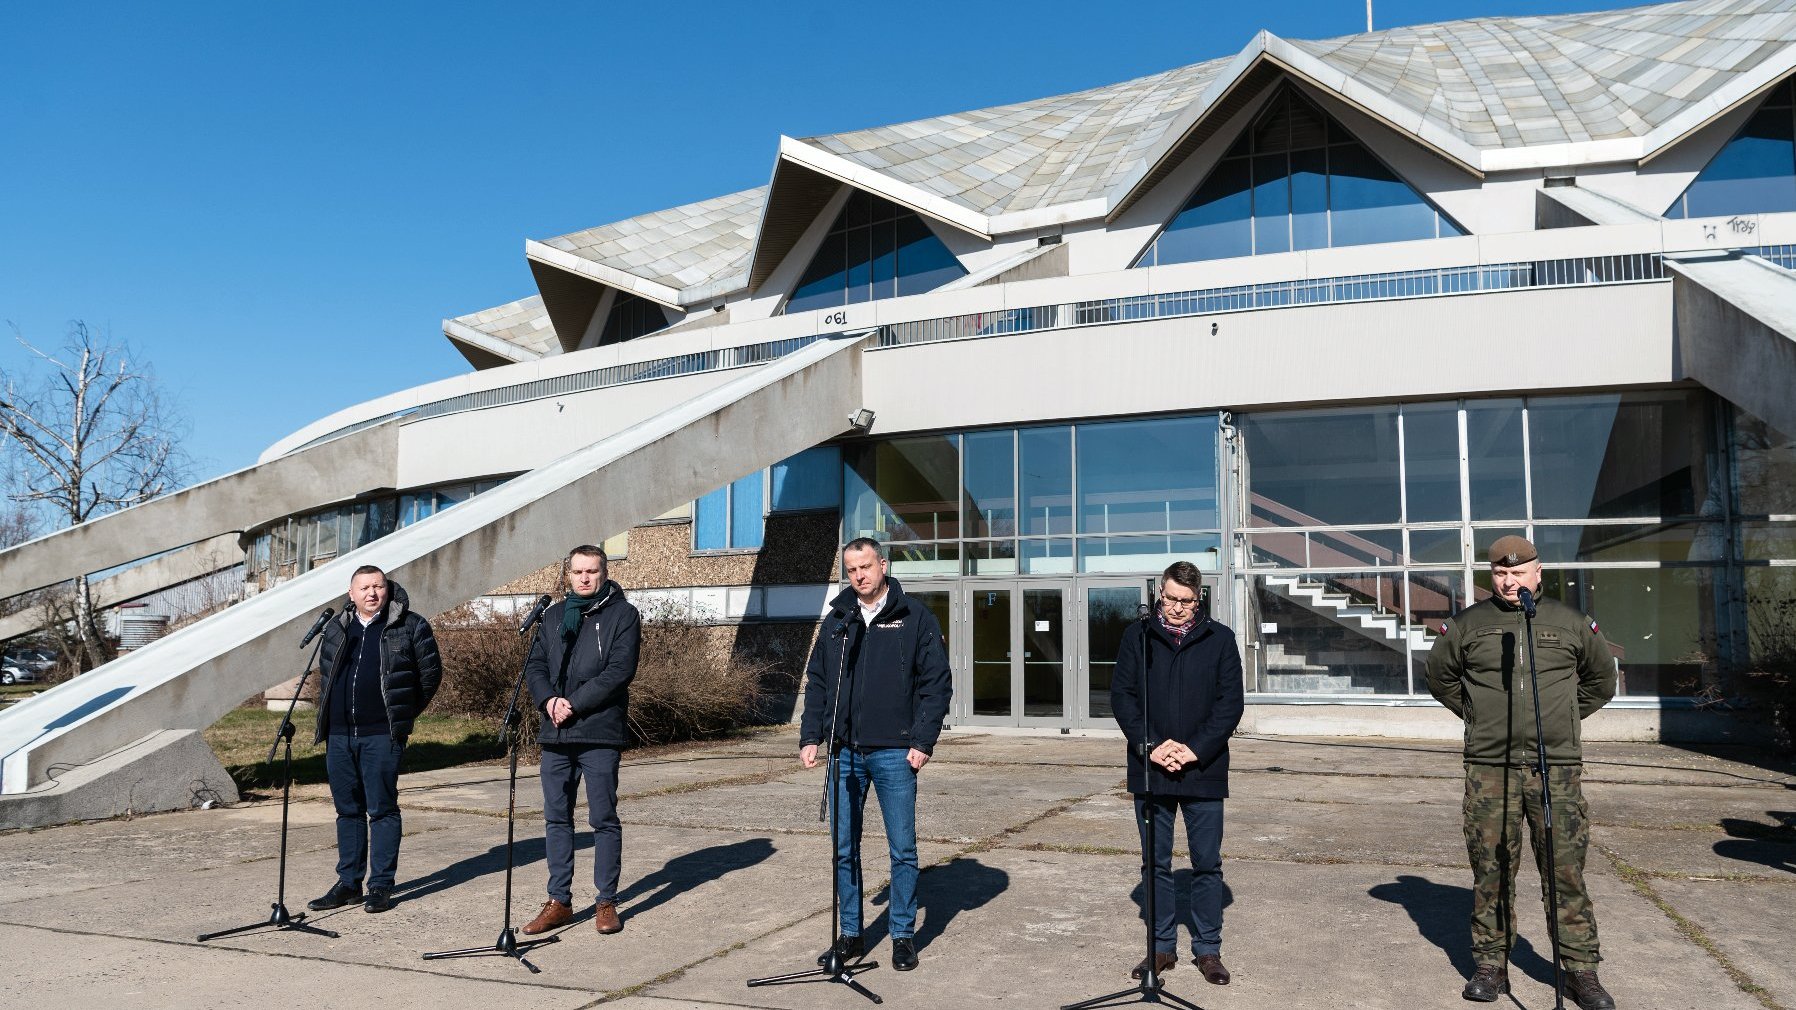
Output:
(1668, 251), (1796, 435)
(0, 333), (866, 827)
(0, 535), (243, 645)
(0, 421), (400, 602)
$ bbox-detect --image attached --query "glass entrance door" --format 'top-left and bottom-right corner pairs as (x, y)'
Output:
(962, 580), (1071, 727)
(1077, 579), (1153, 729)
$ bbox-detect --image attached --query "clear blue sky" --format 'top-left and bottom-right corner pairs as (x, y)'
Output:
(1, 0), (1601, 481)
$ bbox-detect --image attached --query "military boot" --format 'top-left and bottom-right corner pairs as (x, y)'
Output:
(1564, 968), (1616, 1009)
(1462, 963), (1509, 1002)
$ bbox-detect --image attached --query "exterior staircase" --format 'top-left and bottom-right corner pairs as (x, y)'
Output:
(1261, 573), (1436, 656)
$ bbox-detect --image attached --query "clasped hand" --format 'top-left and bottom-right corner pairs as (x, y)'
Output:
(1149, 739), (1197, 773)
(546, 697), (574, 727)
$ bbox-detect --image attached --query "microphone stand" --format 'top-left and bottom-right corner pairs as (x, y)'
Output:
(748, 612), (882, 1003)
(424, 596), (560, 973)
(1519, 590), (1567, 1010)
(199, 612), (340, 943)
(1062, 605), (1202, 1010)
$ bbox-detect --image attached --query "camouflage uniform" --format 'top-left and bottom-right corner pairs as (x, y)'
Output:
(1427, 591), (1616, 970)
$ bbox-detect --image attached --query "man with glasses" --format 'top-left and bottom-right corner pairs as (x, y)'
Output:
(1110, 561), (1244, 985)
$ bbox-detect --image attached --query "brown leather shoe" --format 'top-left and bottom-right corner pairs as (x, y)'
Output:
(593, 899), (623, 934)
(522, 899), (573, 935)
(1564, 968), (1615, 1010)
(1195, 954), (1230, 985)
(1130, 952), (1177, 980)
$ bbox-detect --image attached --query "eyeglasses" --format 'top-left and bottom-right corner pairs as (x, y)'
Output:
(1162, 594), (1198, 608)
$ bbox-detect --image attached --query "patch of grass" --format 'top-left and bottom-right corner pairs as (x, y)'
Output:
(205, 708), (501, 796)
(1598, 844), (1786, 1010)
(0, 682), (43, 697)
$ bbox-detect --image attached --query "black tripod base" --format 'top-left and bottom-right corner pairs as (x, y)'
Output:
(1062, 979), (1205, 1010)
(422, 927), (560, 974)
(749, 955), (883, 1004)
(197, 902), (340, 942)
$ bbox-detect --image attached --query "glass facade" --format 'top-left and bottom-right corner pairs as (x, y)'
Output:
(844, 416), (1223, 576)
(1666, 78), (1796, 219)
(784, 191), (966, 313)
(245, 479), (505, 588)
(1135, 87), (1463, 268)
(1235, 391), (1784, 699)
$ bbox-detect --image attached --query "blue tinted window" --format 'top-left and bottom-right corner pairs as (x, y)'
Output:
(1019, 426), (1073, 535)
(694, 486), (729, 550)
(963, 430), (1015, 538)
(1667, 79), (1796, 219)
(770, 447), (842, 511)
(785, 193), (966, 312)
(1136, 87), (1461, 267)
(1076, 417), (1219, 533)
(730, 474), (764, 549)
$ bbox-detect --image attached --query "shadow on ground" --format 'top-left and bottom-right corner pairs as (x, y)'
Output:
(1368, 873), (1556, 985)
(864, 856), (1011, 951)
(1715, 811), (1796, 875)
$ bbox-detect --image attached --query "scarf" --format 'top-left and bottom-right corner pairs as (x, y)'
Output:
(562, 586), (606, 641)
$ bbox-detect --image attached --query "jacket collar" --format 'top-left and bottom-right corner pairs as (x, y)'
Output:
(1145, 613), (1212, 651)
(340, 578), (412, 628)
(830, 576), (911, 625)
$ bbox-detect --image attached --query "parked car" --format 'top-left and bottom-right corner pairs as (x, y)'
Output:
(1, 663), (37, 685)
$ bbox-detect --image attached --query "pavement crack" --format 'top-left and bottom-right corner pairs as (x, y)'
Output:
(1597, 843), (1788, 1010)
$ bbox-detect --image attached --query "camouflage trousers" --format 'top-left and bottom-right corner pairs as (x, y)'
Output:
(1463, 763), (1600, 967)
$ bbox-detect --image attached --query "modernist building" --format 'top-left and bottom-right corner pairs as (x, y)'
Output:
(235, 0), (1796, 737)
(8, 0), (1796, 824)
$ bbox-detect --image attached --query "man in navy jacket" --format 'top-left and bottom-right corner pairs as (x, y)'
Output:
(1111, 561), (1245, 985)
(522, 544), (641, 937)
(799, 538), (952, 972)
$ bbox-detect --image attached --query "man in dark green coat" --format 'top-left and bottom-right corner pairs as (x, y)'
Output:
(1426, 536), (1618, 1009)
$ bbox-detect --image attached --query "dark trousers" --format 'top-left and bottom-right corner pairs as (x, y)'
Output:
(1136, 794), (1225, 956)
(541, 743), (622, 906)
(326, 733), (404, 890)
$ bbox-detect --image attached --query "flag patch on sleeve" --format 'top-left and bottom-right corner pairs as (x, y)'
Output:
(1589, 619), (1601, 634)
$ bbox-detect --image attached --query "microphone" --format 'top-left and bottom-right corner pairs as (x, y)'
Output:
(1518, 587), (1537, 618)
(298, 608), (334, 648)
(518, 594), (553, 636)
(831, 610), (850, 637)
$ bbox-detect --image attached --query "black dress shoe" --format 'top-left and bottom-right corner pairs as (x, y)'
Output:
(363, 888), (393, 913)
(893, 937), (918, 971)
(1462, 963), (1509, 1002)
(817, 934), (864, 967)
(306, 883), (362, 912)
(1565, 969), (1616, 1010)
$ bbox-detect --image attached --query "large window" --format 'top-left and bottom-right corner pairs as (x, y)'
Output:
(844, 417), (1222, 577)
(784, 191), (965, 314)
(1666, 78), (1796, 219)
(1135, 86), (1462, 268)
(1238, 394), (1732, 698)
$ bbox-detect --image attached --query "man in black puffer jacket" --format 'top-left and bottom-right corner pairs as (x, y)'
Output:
(521, 544), (641, 938)
(1111, 561), (1244, 986)
(798, 538), (951, 973)
(306, 565), (442, 915)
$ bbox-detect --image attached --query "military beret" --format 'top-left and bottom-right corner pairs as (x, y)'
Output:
(1487, 535), (1538, 566)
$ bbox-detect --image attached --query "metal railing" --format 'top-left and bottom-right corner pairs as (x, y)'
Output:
(879, 253), (1665, 348)
(290, 252), (1669, 453)
(1753, 244), (1796, 270)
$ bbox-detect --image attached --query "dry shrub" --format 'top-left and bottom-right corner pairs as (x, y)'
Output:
(431, 597), (775, 751)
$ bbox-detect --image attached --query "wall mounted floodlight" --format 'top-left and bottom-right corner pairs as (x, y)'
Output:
(849, 408), (876, 432)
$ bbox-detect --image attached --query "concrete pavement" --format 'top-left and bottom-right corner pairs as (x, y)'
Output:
(0, 728), (1790, 1010)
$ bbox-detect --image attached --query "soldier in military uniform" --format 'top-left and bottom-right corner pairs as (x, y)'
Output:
(1425, 536), (1618, 1009)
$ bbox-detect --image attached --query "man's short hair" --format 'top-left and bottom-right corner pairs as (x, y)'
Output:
(842, 537), (884, 559)
(1161, 561), (1202, 596)
(567, 544), (607, 566)
(350, 564), (385, 583)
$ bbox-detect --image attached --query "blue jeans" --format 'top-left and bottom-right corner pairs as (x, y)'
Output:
(326, 733), (404, 890)
(832, 747), (919, 939)
(540, 744), (622, 905)
(1136, 795), (1225, 956)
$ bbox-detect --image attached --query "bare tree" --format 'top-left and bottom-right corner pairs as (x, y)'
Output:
(0, 321), (191, 670)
